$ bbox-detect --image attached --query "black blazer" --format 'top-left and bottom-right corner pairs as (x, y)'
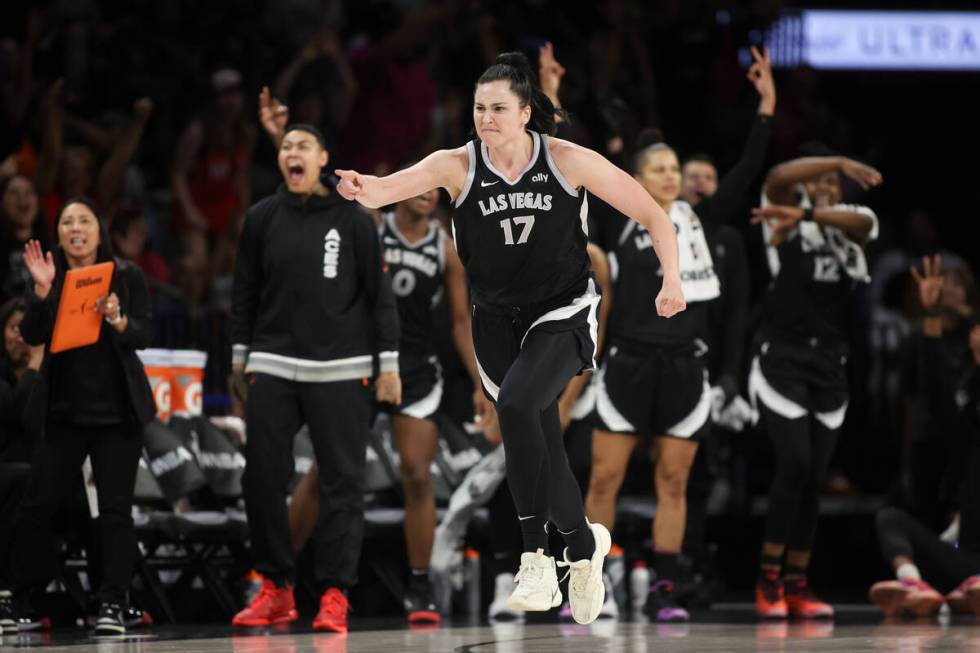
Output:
(20, 259), (156, 427)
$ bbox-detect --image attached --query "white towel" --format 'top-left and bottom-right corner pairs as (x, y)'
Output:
(617, 200), (720, 303)
(671, 200), (720, 302)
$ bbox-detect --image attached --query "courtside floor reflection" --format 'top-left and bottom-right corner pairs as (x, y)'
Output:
(4, 608), (980, 652)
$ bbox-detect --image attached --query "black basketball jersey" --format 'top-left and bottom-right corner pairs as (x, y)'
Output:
(452, 131), (591, 308)
(759, 194), (877, 344)
(380, 213), (446, 367)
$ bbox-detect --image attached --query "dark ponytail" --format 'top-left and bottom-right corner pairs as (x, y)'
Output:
(631, 127), (675, 174)
(476, 52), (562, 136)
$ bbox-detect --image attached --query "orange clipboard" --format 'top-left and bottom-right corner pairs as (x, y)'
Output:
(50, 261), (115, 353)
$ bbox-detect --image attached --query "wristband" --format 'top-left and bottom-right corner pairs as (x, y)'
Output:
(802, 207), (815, 222)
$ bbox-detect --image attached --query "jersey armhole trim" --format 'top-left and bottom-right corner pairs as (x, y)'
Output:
(437, 231), (447, 273)
(454, 142), (477, 208)
(541, 134), (579, 197)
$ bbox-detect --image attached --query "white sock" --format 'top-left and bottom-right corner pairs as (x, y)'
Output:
(896, 563), (921, 581)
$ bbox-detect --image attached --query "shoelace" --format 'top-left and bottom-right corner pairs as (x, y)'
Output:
(250, 585), (277, 611)
(556, 559), (590, 597)
(514, 558), (548, 588)
(785, 580), (820, 602)
(760, 583), (782, 604)
(322, 592), (350, 617)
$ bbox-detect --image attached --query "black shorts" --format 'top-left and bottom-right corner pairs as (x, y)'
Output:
(748, 335), (849, 430)
(472, 279), (600, 403)
(382, 356), (443, 421)
(594, 341), (711, 440)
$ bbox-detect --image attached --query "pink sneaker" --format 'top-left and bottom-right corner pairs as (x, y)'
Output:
(946, 575), (980, 616)
(869, 579), (944, 617)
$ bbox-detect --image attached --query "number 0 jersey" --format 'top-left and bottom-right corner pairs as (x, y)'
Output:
(379, 212), (446, 370)
(451, 131), (591, 308)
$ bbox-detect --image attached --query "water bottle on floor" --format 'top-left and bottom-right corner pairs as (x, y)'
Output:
(463, 548), (481, 619)
(605, 545), (626, 609)
(630, 561), (651, 612)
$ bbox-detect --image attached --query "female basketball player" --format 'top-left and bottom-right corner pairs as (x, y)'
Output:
(584, 45), (776, 622)
(749, 149), (882, 619)
(336, 52), (684, 625)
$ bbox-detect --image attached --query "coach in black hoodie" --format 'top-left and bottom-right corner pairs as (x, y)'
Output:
(230, 124), (400, 631)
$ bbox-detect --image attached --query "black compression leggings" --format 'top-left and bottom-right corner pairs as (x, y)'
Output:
(762, 406), (839, 550)
(495, 329), (590, 554)
(876, 507), (980, 594)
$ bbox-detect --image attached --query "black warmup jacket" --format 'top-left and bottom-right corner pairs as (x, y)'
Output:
(19, 260), (156, 428)
(231, 184), (400, 382)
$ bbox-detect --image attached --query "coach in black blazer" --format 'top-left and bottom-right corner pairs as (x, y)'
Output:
(4, 197), (153, 635)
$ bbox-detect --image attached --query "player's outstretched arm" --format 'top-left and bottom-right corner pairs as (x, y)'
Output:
(335, 148), (468, 209)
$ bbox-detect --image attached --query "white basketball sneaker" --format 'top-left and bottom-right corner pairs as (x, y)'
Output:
(505, 549), (562, 612)
(598, 574), (620, 619)
(559, 521), (612, 624)
(488, 573), (525, 621)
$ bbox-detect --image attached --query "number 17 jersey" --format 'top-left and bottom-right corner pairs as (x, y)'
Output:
(451, 130), (590, 308)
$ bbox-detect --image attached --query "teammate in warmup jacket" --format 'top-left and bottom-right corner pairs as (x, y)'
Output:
(334, 52), (685, 625)
(230, 124), (401, 633)
(3, 199), (155, 636)
(286, 190), (488, 624)
(749, 148), (882, 619)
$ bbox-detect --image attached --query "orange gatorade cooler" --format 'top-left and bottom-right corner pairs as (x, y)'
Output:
(137, 348), (173, 422)
(171, 350), (208, 417)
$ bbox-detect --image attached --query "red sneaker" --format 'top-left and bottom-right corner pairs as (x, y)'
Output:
(755, 575), (788, 619)
(946, 575), (980, 616)
(231, 579), (298, 627)
(784, 578), (833, 619)
(870, 579), (944, 617)
(313, 588), (350, 633)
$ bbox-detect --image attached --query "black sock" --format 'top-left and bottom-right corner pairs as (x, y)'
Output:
(316, 581), (347, 596)
(558, 521), (596, 561)
(784, 563), (807, 587)
(519, 515), (549, 554)
(267, 573), (291, 589)
(759, 553), (782, 582)
(409, 568), (430, 590)
(654, 550), (680, 582)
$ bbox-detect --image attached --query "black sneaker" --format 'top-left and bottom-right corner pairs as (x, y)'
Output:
(644, 580), (690, 622)
(11, 595), (49, 632)
(87, 604), (153, 629)
(0, 590), (14, 630)
(123, 606), (153, 628)
(94, 602), (126, 635)
(404, 581), (440, 625)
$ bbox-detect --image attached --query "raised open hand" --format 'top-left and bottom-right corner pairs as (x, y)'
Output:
(258, 86), (289, 142)
(23, 239), (55, 297)
(747, 46), (775, 110)
(538, 42), (566, 101)
(910, 254), (943, 313)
